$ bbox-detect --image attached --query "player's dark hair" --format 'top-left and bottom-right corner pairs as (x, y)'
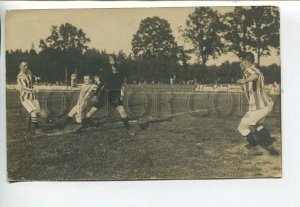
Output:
(83, 74), (91, 78)
(240, 52), (255, 64)
(18, 60), (28, 66)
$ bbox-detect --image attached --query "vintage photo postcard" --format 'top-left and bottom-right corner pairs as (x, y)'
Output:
(6, 6), (281, 181)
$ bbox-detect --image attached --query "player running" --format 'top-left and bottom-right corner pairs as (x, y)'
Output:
(17, 60), (43, 135)
(82, 56), (135, 136)
(60, 74), (97, 128)
(236, 52), (278, 156)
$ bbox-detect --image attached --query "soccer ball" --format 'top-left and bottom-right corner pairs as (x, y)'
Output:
(39, 109), (53, 123)
(39, 109), (49, 119)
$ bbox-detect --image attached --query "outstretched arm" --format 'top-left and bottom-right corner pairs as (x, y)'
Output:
(236, 73), (259, 84)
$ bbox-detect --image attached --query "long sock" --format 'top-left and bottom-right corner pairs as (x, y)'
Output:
(33, 122), (38, 129)
(60, 116), (73, 128)
(245, 132), (257, 147)
(30, 110), (38, 129)
(121, 118), (130, 130)
(255, 127), (273, 147)
(81, 117), (92, 126)
(28, 116), (32, 128)
(65, 116), (73, 125)
(31, 116), (38, 129)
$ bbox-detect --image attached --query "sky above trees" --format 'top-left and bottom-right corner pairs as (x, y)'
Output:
(6, 7), (280, 66)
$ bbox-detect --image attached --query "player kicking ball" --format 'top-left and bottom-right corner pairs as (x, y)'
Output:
(236, 52), (279, 156)
(82, 56), (135, 136)
(17, 60), (44, 135)
(59, 75), (97, 130)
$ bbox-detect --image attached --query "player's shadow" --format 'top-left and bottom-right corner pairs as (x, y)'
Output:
(139, 117), (172, 131)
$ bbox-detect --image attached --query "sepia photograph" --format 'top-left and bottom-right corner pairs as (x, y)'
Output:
(6, 6), (281, 181)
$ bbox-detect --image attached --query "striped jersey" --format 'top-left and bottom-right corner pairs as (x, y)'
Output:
(77, 83), (97, 106)
(243, 66), (272, 111)
(17, 70), (36, 102)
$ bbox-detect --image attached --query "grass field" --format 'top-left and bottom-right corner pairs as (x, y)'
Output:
(6, 89), (282, 181)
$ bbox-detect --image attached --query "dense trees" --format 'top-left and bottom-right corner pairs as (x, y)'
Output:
(183, 7), (225, 67)
(39, 23), (90, 53)
(132, 17), (178, 59)
(6, 6), (280, 84)
(131, 17), (180, 82)
(223, 6), (280, 65)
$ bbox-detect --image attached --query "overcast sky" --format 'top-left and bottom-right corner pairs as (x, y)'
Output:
(6, 7), (280, 66)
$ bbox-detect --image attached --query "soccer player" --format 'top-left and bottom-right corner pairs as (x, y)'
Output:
(80, 74), (104, 127)
(82, 56), (134, 136)
(17, 60), (43, 134)
(236, 52), (278, 155)
(60, 74), (97, 128)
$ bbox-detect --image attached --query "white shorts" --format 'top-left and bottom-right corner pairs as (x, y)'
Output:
(68, 102), (88, 123)
(21, 99), (41, 114)
(241, 100), (274, 126)
(238, 100), (274, 136)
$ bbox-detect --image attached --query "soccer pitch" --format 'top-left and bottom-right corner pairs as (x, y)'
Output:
(6, 89), (281, 180)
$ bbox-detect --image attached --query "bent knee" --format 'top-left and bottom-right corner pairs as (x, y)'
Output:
(238, 122), (250, 136)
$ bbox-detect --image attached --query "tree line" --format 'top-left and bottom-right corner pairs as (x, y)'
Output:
(6, 6), (280, 84)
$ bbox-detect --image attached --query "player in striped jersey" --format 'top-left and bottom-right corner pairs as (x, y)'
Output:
(60, 75), (97, 128)
(17, 60), (43, 135)
(236, 52), (278, 155)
